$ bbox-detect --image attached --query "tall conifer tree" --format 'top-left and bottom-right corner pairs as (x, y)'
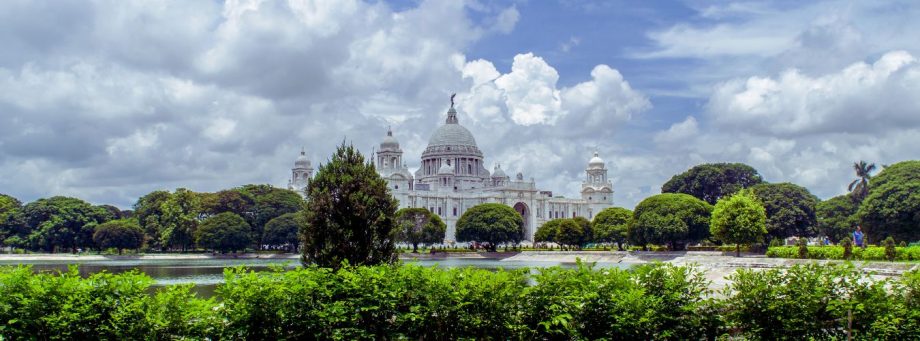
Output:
(301, 141), (398, 269)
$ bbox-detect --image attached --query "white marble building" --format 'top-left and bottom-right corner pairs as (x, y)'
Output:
(290, 102), (613, 243)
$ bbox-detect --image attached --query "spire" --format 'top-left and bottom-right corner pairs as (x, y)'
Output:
(446, 93), (459, 124)
(387, 126), (393, 136)
(300, 146), (305, 156)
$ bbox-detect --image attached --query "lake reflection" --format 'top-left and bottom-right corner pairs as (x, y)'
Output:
(0, 257), (630, 298)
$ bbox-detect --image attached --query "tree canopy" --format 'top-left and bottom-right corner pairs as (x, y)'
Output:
(816, 194), (859, 243)
(93, 219), (144, 254)
(848, 161), (877, 203)
(456, 203), (523, 251)
(750, 183), (818, 241)
(629, 193), (712, 250)
(592, 207), (631, 250)
(159, 188), (200, 252)
(857, 160), (920, 243)
(240, 184), (303, 248)
(20, 196), (113, 253)
(394, 208), (446, 252)
(555, 219), (587, 250)
(710, 190), (767, 256)
(134, 190), (172, 250)
(301, 142), (398, 269)
(661, 163), (764, 205)
(263, 212), (303, 253)
(0, 194), (25, 245)
(196, 212), (252, 253)
(534, 219), (563, 244)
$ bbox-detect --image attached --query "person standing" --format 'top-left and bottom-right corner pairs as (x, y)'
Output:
(853, 226), (865, 248)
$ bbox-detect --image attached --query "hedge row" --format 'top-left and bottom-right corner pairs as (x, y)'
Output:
(1, 263), (918, 340)
(767, 245), (920, 261)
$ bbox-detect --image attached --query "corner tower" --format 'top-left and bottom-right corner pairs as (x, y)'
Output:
(581, 151), (613, 219)
(289, 148), (313, 197)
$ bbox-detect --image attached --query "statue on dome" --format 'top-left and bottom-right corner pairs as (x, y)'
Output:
(450, 93), (456, 108)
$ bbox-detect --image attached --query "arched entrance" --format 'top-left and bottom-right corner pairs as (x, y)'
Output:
(513, 202), (530, 240)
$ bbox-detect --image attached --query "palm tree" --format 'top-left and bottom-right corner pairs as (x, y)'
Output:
(848, 160), (876, 202)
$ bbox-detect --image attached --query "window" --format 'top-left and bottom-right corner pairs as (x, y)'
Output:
(468, 164), (472, 173)
(395, 185), (399, 189)
(437, 207), (442, 215)
(453, 207), (457, 216)
(572, 212), (576, 218)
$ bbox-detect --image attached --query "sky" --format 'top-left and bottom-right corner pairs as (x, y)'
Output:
(2, 0), (919, 209)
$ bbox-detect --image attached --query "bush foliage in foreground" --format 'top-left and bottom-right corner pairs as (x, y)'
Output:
(1, 263), (918, 339)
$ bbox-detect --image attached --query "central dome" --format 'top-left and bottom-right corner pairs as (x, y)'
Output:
(426, 107), (478, 148)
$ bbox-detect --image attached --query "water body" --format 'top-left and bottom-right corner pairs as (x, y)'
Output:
(0, 257), (630, 297)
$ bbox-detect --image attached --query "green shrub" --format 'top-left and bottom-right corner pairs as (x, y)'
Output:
(883, 237), (897, 261)
(1, 263), (917, 339)
(797, 238), (809, 259)
(725, 264), (911, 339)
(841, 237), (853, 259)
(767, 245), (920, 261)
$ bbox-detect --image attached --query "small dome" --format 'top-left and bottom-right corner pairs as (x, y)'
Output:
(437, 161), (454, 175)
(380, 127), (400, 151)
(588, 151), (605, 170)
(295, 149), (311, 169)
(492, 164), (507, 178)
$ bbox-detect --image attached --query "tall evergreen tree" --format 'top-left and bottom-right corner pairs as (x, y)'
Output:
(300, 142), (398, 269)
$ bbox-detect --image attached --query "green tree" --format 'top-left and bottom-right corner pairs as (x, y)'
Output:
(592, 207), (631, 250)
(300, 142), (398, 269)
(629, 193), (712, 250)
(20, 196), (113, 253)
(196, 212), (252, 253)
(456, 203), (524, 251)
(750, 183), (818, 242)
(92, 219), (144, 254)
(263, 212), (302, 253)
(394, 208), (446, 253)
(0, 194), (26, 248)
(572, 216), (592, 246)
(160, 188), (201, 252)
(710, 190), (767, 256)
(816, 194), (858, 243)
(134, 190), (172, 250)
(858, 160), (920, 243)
(198, 189), (255, 219)
(534, 219), (563, 244)
(96, 204), (124, 220)
(555, 219), (586, 250)
(661, 163), (764, 205)
(240, 185), (303, 250)
(848, 160), (876, 203)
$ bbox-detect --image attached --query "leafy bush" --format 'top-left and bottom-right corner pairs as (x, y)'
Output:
(1, 263), (918, 339)
(767, 245), (920, 261)
(724, 264), (917, 339)
(0, 265), (219, 339)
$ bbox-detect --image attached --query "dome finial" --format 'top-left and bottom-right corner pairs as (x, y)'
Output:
(387, 125), (392, 136)
(300, 146), (305, 156)
(450, 93), (456, 108)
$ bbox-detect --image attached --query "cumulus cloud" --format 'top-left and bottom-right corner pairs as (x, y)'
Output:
(653, 116), (699, 144)
(457, 54), (649, 128)
(708, 51), (920, 135)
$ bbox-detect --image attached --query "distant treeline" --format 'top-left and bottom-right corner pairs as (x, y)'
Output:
(0, 184), (304, 253)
